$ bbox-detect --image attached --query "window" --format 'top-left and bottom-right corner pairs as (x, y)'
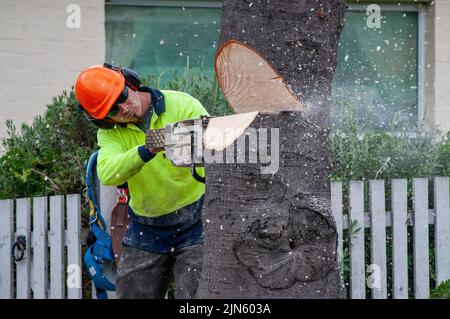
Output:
(106, 2), (423, 129)
(332, 5), (422, 129)
(106, 1), (221, 82)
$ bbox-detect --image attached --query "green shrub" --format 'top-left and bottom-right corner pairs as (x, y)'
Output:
(142, 67), (232, 117)
(3, 70), (450, 200)
(0, 90), (96, 199)
(430, 279), (450, 299)
(331, 102), (450, 182)
(0, 67), (230, 199)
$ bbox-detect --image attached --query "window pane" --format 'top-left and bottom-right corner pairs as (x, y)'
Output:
(332, 11), (419, 129)
(106, 5), (419, 129)
(106, 5), (221, 82)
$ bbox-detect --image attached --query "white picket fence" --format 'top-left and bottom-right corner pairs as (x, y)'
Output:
(0, 178), (449, 299)
(0, 195), (82, 299)
(332, 177), (450, 299)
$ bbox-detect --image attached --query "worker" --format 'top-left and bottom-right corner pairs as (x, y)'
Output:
(75, 64), (208, 299)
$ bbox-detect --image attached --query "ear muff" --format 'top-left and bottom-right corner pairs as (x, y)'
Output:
(120, 67), (141, 91)
(103, 63), (141, 91)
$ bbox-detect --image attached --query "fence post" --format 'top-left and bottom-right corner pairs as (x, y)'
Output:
(0, 199), (14, 299)
(32, 197), (48, 299)
(369, 180), (387, 299)
(16, 198), (31, 299)
(67, 194), (82, 299)
(391, 179), (409, 299)
(412, 178), (430, 299)
(97, 184), (118, 299)
(331, 182), (343, 267)
(433, 177), (450, 286)
(349, 181), (365, 299)
(49, 195), (65, 299)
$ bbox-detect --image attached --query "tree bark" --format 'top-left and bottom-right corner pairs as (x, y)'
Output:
(197, 0), (347, 298)
(217, 0), (346, 128)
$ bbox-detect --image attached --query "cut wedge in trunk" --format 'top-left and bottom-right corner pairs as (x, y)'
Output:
(215, 40), (304, 114)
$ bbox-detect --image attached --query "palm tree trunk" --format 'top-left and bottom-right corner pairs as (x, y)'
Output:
(197, 0), (347, 299)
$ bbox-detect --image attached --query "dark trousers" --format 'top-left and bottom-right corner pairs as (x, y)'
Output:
(116, 243), (203, 299)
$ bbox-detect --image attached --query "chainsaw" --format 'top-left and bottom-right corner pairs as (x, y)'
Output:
(145, 112), (260, 183)
(145, 116), (210, 183)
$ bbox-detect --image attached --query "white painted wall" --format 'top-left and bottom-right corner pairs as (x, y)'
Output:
(432, 0), (450, 132)
(0, 0), (105, 145)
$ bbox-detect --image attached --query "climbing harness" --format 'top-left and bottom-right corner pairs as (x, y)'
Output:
(84, 151), (116, 299)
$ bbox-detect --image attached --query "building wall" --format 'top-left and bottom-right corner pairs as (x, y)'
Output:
(0, 0), (105, 144)
(423, 1), (436, 129)
(432, 0), (450, 132)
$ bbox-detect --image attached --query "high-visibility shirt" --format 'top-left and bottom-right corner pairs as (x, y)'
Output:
(96, 88), (208, 218)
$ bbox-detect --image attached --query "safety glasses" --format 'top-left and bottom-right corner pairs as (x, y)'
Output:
(106, 86), (129, 118)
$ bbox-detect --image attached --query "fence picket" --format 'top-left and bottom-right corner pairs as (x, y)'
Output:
(2, 174), (449, 300)
(331, 182), (343, 266)
(32, 197), (48, 299)
(0, 200), (14, 299)
(369, 180), (387, 299)
(412, 178), (430, 299)
(16, 198), (31, 299)
(349, 181), (365, 299)
(433, 177), (450, 285)
(49, 196), (65, 299)
(66, 194), (82, 299)
(391, 179), (409, 299)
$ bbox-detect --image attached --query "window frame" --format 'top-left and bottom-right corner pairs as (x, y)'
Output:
(346, 3), (425, 127)
(106, 1), (222, 8)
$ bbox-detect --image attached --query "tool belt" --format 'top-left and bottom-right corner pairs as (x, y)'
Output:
(110, 183), (131, 265)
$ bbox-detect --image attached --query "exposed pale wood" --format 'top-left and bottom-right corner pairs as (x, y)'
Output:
(204, 111), (259, 151)
(215, 41), (303, 114)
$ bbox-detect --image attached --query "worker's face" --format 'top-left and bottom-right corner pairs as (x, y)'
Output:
(109, 88), (142, 123)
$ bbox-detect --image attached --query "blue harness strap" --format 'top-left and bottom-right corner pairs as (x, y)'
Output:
(84, 151), (116, 298)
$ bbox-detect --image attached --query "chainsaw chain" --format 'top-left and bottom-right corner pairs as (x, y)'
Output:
(145, 128), (166, 149)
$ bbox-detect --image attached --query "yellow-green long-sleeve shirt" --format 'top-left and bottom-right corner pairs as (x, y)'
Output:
(96, 89), (208, 218)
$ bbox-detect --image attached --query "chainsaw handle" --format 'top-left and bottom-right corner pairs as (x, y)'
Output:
(191, 163), (205, 184)
(190, 130), (205, 184)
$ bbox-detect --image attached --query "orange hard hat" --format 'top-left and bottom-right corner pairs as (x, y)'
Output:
(75, 65), (125, 119)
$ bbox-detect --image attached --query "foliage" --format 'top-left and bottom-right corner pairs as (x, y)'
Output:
(142, 67), (232, 117)
(430, 279), (450, 299)
(331, 102), (450, 183)
(0, 90), (97, 199)
(0, 68), (231, 199)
